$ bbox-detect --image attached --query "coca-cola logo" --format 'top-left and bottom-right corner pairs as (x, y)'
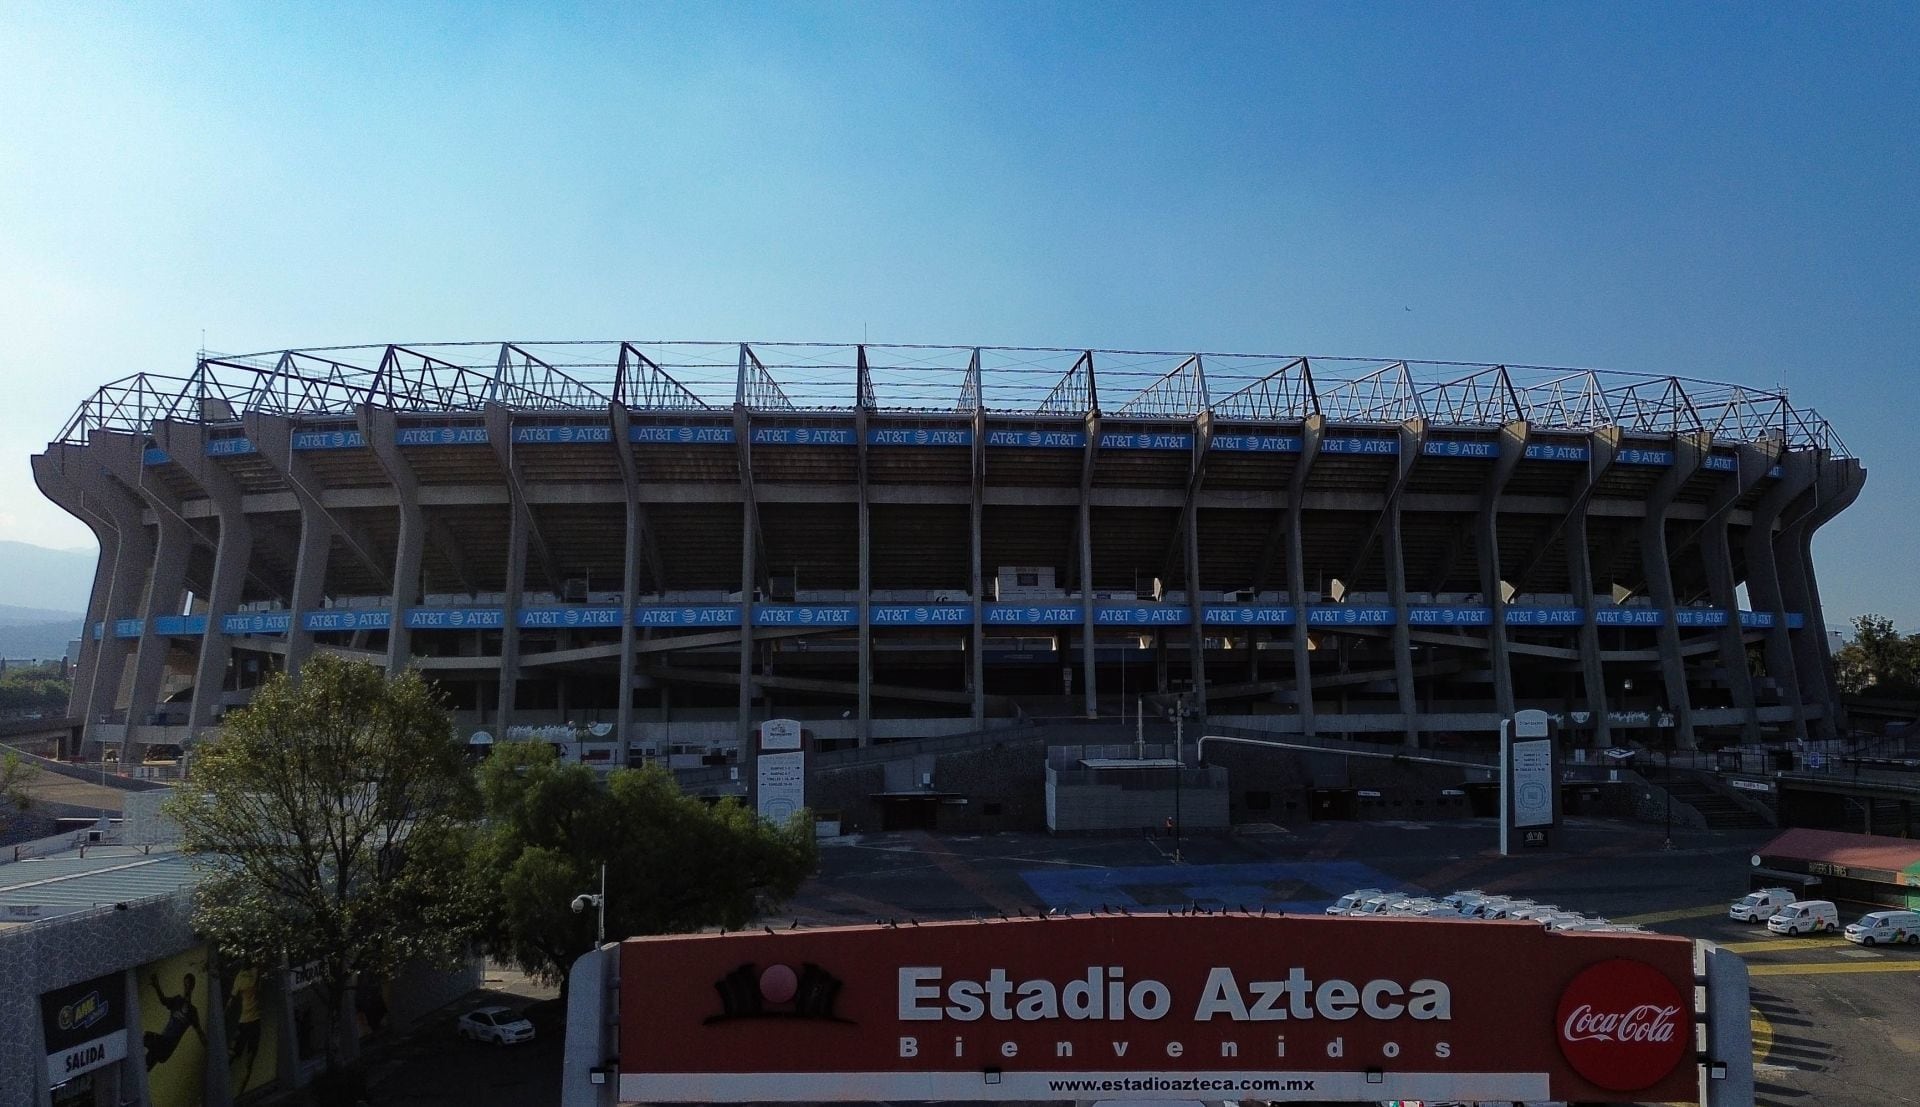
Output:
(1555, 959), (1689, 1091)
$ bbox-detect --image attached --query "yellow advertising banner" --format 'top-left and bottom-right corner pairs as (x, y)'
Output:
(140, 946), (209, 1107)
(222, 963), (280, 1095)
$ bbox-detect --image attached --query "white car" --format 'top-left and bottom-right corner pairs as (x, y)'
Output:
(458, 1005), (536, 1045)
(1507, 903), (1562, 921)
(1480, 899), (1535, 920)
(1844, 910), (1920, 946)
(1729, 888), (1797, 922)
(1326, 889), (1384, 916)
(1537, 912), (1590, 930)
(1767, 900), (1840, 936)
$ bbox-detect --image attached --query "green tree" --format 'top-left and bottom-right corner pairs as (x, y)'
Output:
(474, 741), (816, 987)
(1833, 614), (1920, 695)
(164, 656), (483, 1089)
(1, 748), (40, 837)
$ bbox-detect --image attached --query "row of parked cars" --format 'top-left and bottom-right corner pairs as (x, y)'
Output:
(1729, 888), (1920, 944)
(1323, 888), (1644, 934)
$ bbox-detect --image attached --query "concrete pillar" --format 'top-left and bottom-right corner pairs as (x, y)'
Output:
(969, 405), (987, 726)
(1699, 442), (1779, 744)
(486, 406), (530, 727)
(735, 410), (757, 747)
(1744, 451), (1816, 740)
(156, 420), (255, 731)
(1478, 420), (1531, 723)
(609, 405), (643, 752)
(1779, 454), (1866, 740)
(1567, 428), (1620, 749)
(64, 446), (156, 745)
(90, 432), (196, 747)
(1387, 419), (1427, 747)
(1639, 431), (1707, 751)
(359, 407), (424, 674)
(855, 407), (872, 745)
(1288, 415), (1325, 736)
(1077, 413), (1101, 719)
(1183, 412), (1213, 718)
(285, 503), (331, 678)
(30, 452), (119, 722)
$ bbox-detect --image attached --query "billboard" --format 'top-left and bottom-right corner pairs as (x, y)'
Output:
(41, 971), (129, 1087)
(616, 915), (1697, 1103)
(1512, 739), (1555, 829)
(758, 719), (805, 822)
(140, 946), (210, 1107)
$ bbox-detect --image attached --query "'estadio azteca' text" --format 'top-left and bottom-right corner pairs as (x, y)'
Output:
(898, 967), (1452, 1022)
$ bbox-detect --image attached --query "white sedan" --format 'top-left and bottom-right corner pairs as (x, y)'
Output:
(458, 1006), (536, 1045)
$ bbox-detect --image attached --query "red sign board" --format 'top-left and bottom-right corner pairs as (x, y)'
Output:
(617, 914), (1698, 1103)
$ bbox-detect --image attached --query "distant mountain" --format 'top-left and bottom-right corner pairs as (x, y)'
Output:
(0, 541), (97, 614)
(0, 619), (81, 661)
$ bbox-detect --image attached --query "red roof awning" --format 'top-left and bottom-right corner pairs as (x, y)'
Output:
(1758, 828), (1920, 880)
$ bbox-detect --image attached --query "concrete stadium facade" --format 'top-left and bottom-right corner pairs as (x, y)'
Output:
(31, 342), (1864, 766)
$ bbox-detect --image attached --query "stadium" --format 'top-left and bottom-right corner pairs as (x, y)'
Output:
(32, 341), (1863, 790)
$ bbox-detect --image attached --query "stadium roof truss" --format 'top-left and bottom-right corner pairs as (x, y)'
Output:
(52, 341), (1848, 456)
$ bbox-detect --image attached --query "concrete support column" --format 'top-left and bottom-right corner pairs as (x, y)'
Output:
(1640, 431), (1707, 750)
(1744, 454), (1816, 741)
(30, 452), (120, 722)
(1288, 415), (1325, 737)
(486, 406), (531, 726)
(1778, 454), (1866, 740)
(1477, 420), (1531, 723)
(1182, 412), (1213, 719)
(969, 404), (987, 726)
(92, 432), (196, 744)
(855, 407), (872, 745)
(358, 408), (423, 674)
(285, 505), (331, 678)
(734, 408), (758, 747)
(1568, 428), (1620, 749)
(1699, 443), (1779, 744)
(609, 405), (644, 751)
(157, 420), (255, 731)
(1077, 413), (1101, 719)
(1387, 420), (1427, 747)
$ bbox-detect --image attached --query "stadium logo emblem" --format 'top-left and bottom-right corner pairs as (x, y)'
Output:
(707, 962), (853, 1026)
(1554, 959), (1687, 1091)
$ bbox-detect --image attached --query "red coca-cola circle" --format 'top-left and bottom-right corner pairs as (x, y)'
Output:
(1555, 958), (1690, 1091)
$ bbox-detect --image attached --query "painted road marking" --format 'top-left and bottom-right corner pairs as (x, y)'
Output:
(1748, 961), (1920, 977)
(1750, 1005), (1773, 1063)
(1615, 903), (1728, 925)
(1719, 937), (1845, 954)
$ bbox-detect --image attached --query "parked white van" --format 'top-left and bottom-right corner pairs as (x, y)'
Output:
(1766, 900), (1840, 936)
(1730, 888), (1798, 922)
(1326, 889), (1384, 916)
(1843, 910), (1920, 946)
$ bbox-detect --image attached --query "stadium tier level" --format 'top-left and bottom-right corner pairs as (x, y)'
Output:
(32, 342), (1862, 762)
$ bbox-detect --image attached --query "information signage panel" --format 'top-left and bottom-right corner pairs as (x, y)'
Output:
(756, 751), (805, 823)
(41, 971), (129, 1086)
(615, 915), (1697, 1104)
(1512, 738), (1555, 829)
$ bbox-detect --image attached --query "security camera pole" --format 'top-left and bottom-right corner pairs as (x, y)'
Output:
(575, 863), (607, 947)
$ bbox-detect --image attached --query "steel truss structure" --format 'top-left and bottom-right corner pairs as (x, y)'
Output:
(56, 342), (1846, 455)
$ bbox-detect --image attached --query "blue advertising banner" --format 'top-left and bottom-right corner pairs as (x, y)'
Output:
(1306, 604), (1395, 626)
(1614, 447), (1675, 466)
(1785, 612), (1806, 629)
(1201, 604), (1295, 625)
(871, 604), (973, 626)
(1318, 438), (1399, 456)
(1594, 607), (1665, 627)
(519, 605), (623, 629)
(1738, 610), (1775, 629)
(1422, 440), (1499, 459)
(1097, 432), (1193, 451)
(1209, 433), (1304, 453)
(984, 428), (1087, 449)
(142, 448), (172, 465)
(1408, 606), (1494, 627)
(753, 604), (857, 627)
(220, 612), (293, 635)
(292, 428), (366, 450)
(866, 427), (973, 447)
(513, 425), (612, 445)
(1523, 442), (1590, 462)
(152, 615), (208, 636)
(628, 424), (736, 445)
(113, 618), (144, 638)
(301, 609), (393, 631)
(1702, 455), (1739, 472)
(1504, 606), (1584, 627)
(983, 603), (1084, 625)
(205, 436), (255, 456)
(405, 608), (506, 630)
(633, 605), (741, 627)
(396, 426), (489, 446)
(1767, 464), (1784, 478)
(1673, 608), (1730, 627)
(750, 427), (857, 446)
(1094, 603), (1191, 625)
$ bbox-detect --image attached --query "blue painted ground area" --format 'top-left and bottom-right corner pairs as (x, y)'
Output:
(1019, 860), (1411, 915)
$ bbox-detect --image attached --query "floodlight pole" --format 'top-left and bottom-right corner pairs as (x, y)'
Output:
(1498, 716), (1511, 857)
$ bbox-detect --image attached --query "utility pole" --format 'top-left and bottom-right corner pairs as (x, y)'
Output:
(1173, 695), (1185, 864)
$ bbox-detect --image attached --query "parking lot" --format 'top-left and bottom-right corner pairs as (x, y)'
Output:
(368, 816), (1916, 1106)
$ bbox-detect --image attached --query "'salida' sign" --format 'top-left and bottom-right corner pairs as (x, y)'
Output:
(617, 914), (1699, 1103)
(40, 971), (130, 1086)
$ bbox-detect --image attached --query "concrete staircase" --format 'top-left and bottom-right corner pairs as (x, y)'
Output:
(1663, 778), (1773, 829)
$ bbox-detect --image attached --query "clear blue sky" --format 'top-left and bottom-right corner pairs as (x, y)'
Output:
(2, 3), (1915, 628)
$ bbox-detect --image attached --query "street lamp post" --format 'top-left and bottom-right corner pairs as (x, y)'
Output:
(1173, 696), (1185, 864)
(1658, 704), (1674, 851)
(572, 863), (607, 946)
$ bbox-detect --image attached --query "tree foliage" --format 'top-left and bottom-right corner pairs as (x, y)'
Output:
(1, 748), (40, 836)
(473, 741), (817, 985)
(0, 663), (69, 713)
(1833, 614), (1920, 696)
(164, 655), (484, 1073)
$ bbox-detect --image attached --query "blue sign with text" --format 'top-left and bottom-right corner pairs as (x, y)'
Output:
(152, 615), (208, 636)
(984, 603), (1084, 625)
(1504, 606), (1584, 627)
(1673, 608), (1729, 627)
(754, 604), (857, 626)
(1702, 455), (1739, 472)
(751, 427), (857, 446)
(1306, 605), (1396, 626)
(628, 424), (736, 445)
(866, 427), (973, 447)
(871, 604), (973, 625)
(1210, 433), (1304, 453)
(113, 618), (144, 638)
(1523, 443), (1589, 462)
(1738, 610), (1776, 629)
(1201, 605), (1296, 625)
(292, 428), (367, 450)
(405, 608), (506, 630)
(1097, 432), (1192, 451)
(302, 609), (393, 631)
(397, 426), (489, 446)
(1094, 603), (1191, 625)
(1594, 607), (1664, 627)
(985, 429), (1087, 449)
(1614, 447), (1675, 466)
(1409, 606), (1494, 627)
(205, 436), (255, 456)
(513, 425), (612, 445)
(1319, 438), (1399, 456)
(142, 447), (172, 465)
(634, 605), (741, 626)
(1422, 440), (1499, 459)
(220, 612), (293, 635)
(519, 605), (623, 629)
